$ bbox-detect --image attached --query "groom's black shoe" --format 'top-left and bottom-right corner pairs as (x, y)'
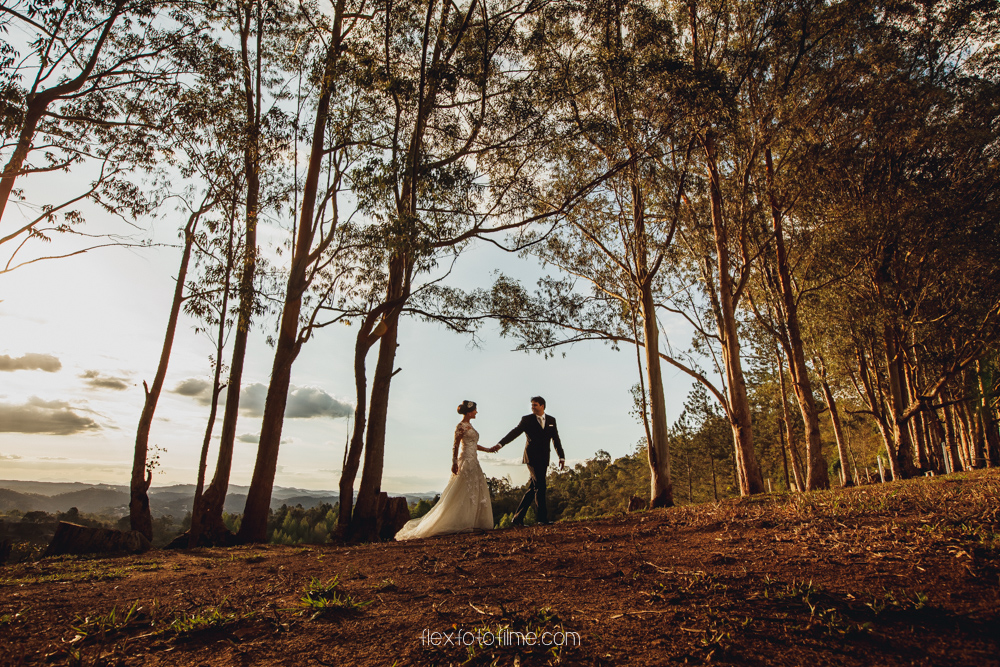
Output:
(511, 518), (525, 528)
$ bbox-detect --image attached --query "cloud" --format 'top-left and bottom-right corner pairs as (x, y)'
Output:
(284, 386), (353, 419)
(0, 397), (100, 435)
(1, 453), (23, 460)
(81, 370), (130, 391)
(237, 433), (290, 445)
(172, 379), (352, 419)
(0, 353), (61, 372)
(171, 378), (213, 403)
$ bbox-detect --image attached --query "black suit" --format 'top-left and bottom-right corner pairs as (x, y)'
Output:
(498, 414), (565, 523)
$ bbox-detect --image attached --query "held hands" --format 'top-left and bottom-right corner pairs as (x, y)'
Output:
(490, 444), (501, 453)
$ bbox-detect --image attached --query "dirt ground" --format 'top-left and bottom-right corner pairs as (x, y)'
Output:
(2, 470), (998, 666)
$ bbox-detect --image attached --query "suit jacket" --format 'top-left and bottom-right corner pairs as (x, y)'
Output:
(499, 414), (565, 470)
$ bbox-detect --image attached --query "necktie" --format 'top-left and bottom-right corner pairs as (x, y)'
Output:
(537, 415), (545, 429)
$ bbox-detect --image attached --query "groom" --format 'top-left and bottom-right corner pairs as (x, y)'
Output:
(492, 396), (565, 526)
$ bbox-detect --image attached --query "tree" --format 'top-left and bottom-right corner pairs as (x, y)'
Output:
(336, 0), (575, 541)
(238, 0), (369, 542)
(0, 1), (198, 271)
(130, 192), (217, 539)
(188, 0), (298, 545)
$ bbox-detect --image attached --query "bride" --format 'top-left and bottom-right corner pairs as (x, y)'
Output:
(395, 400), (494, 540)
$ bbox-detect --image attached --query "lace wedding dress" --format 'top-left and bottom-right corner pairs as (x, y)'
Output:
(395, 421), (494, 540)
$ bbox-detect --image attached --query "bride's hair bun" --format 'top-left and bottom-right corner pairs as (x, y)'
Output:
(457, 400), (477, 415)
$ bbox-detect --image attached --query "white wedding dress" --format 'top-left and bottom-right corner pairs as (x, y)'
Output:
(395, 421), (494, 540)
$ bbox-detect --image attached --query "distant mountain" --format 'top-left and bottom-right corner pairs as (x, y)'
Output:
(0, 481), (438, 517)
(0, 488), (50, 512)
(0, 480), (105, 496)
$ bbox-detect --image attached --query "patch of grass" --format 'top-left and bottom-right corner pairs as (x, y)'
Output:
(865, 589), (929, 615)
(166, 603), (250, 634)
(0, 609), (25, 627)
(0, 557), (162, 587)
(375, 577), (397, 591)
(70, 601), (148, 642)
(296, 576), (371, 619)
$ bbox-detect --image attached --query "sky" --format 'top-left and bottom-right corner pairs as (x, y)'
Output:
(0, 159), (701, 500)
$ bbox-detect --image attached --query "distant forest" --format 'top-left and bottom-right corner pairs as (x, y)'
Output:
(2, 0), (998, 546)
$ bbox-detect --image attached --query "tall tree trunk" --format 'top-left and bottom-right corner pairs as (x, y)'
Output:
(633, 179), (673, 508)
(955, 401), (977, 468)
(704, 131), (764, 495)
(238, 14), (345, 542)
(904, 357), (930, 470)
(855, 343), (896, 475)
(188, 205), (236, 547)
(765, 148), (828, 490)
(778, 348), (805, 491)
(883, 324), (919, 479)
(131, 207), (205, 539)
(190, 3), (264, 544)
(942, 403), (963, 472)
(977, 360), (1000, 467)
(819, 374), (853, 487)
(337, 315), (382, 529)
(351, 261), (407, 541)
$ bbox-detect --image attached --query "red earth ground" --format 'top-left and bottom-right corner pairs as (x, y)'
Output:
(1, 470), (998, 666)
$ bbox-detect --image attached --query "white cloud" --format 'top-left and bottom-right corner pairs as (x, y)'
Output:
(81, 370), (130, 391)
(0, 353), (61, 372)
(171, 379), (352, 420)
(0, 397), (100, 435)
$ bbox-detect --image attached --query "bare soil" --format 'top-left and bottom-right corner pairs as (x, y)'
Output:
(2, 470), (998, 666)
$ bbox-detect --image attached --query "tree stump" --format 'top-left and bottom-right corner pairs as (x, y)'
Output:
(380, 497), (412, 541)
(43, 522), (151, 558)
(627, 495), (648, 512)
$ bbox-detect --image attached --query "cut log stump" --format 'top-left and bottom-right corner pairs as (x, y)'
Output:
(43, 522), (151, 558)
(380, 496), (412, 541)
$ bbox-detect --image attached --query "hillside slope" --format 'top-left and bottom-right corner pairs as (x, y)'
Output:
(1, 471), (998, 666)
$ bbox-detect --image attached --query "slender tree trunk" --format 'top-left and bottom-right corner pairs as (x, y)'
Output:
(856, 343), (895, 474)
(634, 176), (672, 508)
(924, 404), (947, 474)
(704, 131), (764, 495)
(778, 349), (805, 491)
(191, 3), (264, 544)
(351, 258), (408, 541)
(337, 319), (380, 529)
(955, 401), (976, 468)
(188, 206), (236, 547)
(819, 375), (853, 487)
(640, 280), (673, 508)
(942, 403), (963, 472)
(238, 15), (345, 543)
(904, 358), (930, 470)
(883, 324), (919, 479)
(131, 208), (204, 539)
(765, 148), (828, 490)
(977, 360), (1000, 467)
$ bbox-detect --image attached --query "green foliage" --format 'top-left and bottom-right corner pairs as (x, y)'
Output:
(268, 503), (338, 545)
(409, 497), (436, 519)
